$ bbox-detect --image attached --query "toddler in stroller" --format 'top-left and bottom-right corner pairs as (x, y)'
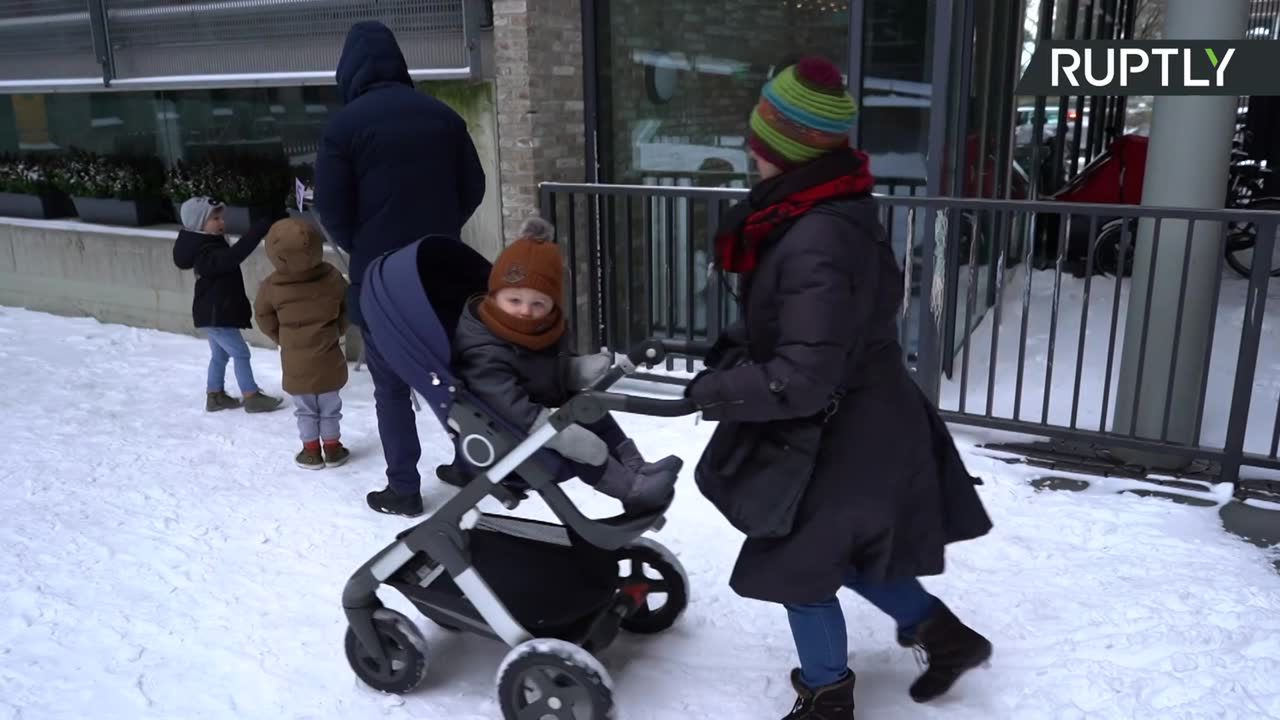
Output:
(341, 230), (701, 719)
(452, 215), (683, 514)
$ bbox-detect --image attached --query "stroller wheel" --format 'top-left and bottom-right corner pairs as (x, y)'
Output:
(344, 609), (429, 694)
(616, 538), (689, 635)
(497, 639), (615, 720)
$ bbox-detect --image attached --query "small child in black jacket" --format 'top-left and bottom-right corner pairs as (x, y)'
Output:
(172, 197), (283, 414)
(452, 215), (682, 514)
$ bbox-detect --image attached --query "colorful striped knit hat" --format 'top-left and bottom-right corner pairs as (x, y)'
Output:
(747, 57), (858, 171)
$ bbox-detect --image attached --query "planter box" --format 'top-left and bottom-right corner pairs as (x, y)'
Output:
(73, 197), (168, 227)
(0, 191), (76, 220)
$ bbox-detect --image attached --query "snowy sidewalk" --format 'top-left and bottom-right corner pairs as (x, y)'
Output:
(1, 306), (1279, 720)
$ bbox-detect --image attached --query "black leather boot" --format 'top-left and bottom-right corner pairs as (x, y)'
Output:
(782, 668), (855, 719)
(907, 603), (992, 703)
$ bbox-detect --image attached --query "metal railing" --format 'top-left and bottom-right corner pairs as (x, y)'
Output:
(541, 181), (1280, 496)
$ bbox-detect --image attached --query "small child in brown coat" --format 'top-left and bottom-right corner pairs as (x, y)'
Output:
(254, 218), (351, 470)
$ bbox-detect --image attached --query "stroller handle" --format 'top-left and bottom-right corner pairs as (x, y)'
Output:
(573, 390), (699, 418)
(625, 338), (712, 368)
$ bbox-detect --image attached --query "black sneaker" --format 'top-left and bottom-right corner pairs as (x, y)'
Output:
(366, 487), (425, 517)
(435, 462), (469, 487)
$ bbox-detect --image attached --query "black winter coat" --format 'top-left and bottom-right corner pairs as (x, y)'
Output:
(453, 301), (572, 431)
(314, 21), (486, 327)
(172, 219), (273, 329)
(689, 198), (993, 605)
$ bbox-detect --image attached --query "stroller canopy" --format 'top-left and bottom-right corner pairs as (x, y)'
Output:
(360, 236), (492, 427)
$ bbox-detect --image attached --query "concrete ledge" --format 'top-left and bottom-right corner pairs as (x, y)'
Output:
(0, 215), (358, 354)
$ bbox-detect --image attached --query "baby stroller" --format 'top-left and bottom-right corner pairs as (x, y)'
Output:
(341, 237), (699, 719)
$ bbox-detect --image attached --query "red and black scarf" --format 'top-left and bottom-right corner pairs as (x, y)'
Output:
(714, 148), (876, 275)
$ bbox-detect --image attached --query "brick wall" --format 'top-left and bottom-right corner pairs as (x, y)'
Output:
(493, 0), (586, 239)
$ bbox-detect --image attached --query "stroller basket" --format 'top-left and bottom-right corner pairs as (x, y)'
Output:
(340, 237), (701, 719)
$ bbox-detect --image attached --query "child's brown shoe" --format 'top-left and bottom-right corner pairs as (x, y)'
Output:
(296, 442), (324, 470)
(323, 442), (350, 468)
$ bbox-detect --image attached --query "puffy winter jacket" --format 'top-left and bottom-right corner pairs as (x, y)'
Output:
(172, 219), (273, 329)
(314, 20), (486, 327)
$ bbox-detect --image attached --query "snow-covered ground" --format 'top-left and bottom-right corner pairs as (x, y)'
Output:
(940, 266), (1280, 458)
(2, 306), (1280, 719)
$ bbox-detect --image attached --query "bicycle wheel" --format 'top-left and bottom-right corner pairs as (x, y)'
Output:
(1228, 197), (1280, 278)
(1091, 217), (1138, 277)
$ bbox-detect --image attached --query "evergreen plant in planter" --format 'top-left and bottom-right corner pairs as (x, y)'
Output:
(0, 154), (76, 220)
(165, 153), (290, 235)
(56, 150), (168, 227)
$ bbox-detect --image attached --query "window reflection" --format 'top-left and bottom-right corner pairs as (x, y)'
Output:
(597, 0), (850, 354)
(0, 86), (344, 170)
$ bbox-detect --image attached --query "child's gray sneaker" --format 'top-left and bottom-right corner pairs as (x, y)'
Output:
(243, 392), (284, 414)
(206, 391), (243, 412)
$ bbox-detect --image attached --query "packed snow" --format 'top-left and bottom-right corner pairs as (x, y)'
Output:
(2, 306), (1279, 719)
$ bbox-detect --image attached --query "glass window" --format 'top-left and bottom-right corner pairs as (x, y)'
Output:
(596, 0), (850, 351)
(0, 86), (344, 203)
(860, 0), (932, 195)
(599, 0), (849, 187)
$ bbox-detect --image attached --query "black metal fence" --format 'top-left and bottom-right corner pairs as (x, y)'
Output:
(540, 181), (1280, 497)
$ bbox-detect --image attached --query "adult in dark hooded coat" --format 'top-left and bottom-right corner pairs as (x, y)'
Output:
(315, 21), (487, 517)
(685, 58), (994, 720)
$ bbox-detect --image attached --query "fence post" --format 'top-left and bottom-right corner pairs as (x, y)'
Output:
(1221, 216), (1277, 487)
(706, 199), (722, 342)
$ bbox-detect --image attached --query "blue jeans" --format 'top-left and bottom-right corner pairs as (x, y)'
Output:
(785, 569), (940, 689)
(363, 332), (422, 496)
(206, 327), (259, 395)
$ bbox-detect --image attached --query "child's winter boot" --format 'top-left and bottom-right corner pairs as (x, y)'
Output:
(783, 668), (855, 719)
(905, 603), (992, 702)
(243, 392), (284, 414)
(323, 441), (350, 468)
(614, 439), (684, 476)
(595, 455), (683, 514)
(206, 391), (242, 412)
(296, 441), (324, 470)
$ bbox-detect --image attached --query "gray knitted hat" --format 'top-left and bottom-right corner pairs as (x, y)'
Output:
(179, 197), (224, 233)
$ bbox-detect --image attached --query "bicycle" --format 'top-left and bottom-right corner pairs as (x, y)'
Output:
(1084, 127), (1280, 279)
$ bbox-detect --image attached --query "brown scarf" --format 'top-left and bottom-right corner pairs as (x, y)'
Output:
(476, 296), (566, 351)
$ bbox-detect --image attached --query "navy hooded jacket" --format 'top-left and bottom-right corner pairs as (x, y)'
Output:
(315, 21), (486, 326)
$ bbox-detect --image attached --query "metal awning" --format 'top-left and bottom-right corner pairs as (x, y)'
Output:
(0, 0), (481, 93)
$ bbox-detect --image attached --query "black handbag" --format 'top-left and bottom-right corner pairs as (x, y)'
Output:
(694, 391), (842, 539)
